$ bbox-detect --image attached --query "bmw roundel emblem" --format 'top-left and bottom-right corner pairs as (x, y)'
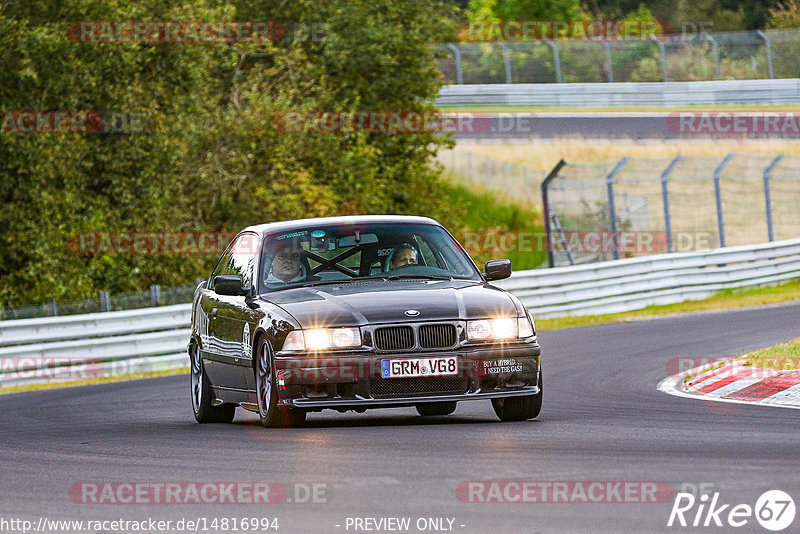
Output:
(405, 309), (420, 317)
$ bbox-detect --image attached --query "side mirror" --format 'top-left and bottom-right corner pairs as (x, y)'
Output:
(214, 275), (246, 296)
(484, 259), (512, 281)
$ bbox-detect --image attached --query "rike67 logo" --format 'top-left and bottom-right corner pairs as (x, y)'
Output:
(668, 490), (795, 531)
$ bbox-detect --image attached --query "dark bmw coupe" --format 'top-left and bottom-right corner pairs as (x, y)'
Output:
(189, 215), (541, 427)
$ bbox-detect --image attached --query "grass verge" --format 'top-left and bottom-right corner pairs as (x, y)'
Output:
(449, 139), (800, 175)
(746, 337), (800, 371)
(443, 180), (546, 271)
(537, 278), (800, 331)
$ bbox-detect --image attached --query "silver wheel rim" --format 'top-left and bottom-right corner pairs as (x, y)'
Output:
(190, 344), (202, 411)
(257, 341), (272, 418)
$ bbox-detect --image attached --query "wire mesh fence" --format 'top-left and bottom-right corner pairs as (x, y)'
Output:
(439, 145), (544, 205)
(439, 29), (800, 84)
(543, 153), (800, 266)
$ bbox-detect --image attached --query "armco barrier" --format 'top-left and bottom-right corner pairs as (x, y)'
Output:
(0, 304), (192, 389)
(436, 79), (800, 107)
(0, 303), (191, 346)
(496, 237), (800, 317)
(1, 238), (799, 388)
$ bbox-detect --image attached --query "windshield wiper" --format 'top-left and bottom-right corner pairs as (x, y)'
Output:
(385, 274), (453, 281)
(301, 278), (379, 288)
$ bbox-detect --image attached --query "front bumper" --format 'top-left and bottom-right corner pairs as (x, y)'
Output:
(273, 342), (540, 410)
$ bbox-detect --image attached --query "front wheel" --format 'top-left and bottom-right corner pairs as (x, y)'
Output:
(256, 339), (306, 428)
(492, 367), (542, 422)
(190, 343), (235, 423)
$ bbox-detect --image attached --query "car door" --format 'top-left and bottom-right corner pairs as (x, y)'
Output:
(207, 232), (260, 390)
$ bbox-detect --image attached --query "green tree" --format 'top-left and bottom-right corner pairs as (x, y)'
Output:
(0, 0), (461, 307)
(768, 0), (800, 28)
(468, 0), (585, 21)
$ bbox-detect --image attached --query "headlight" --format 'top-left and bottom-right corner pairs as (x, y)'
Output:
(467, 317), (534, 341)
(282, 328), (362, 351)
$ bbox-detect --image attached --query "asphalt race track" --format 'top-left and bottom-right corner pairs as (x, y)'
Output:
(2, 303), (799, 533)
(449, 113), (800, 139)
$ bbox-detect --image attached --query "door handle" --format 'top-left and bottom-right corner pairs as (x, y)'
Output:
(210, 308), (218, 319)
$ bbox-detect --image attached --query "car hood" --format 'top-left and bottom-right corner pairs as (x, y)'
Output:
(260, 279), (519, 328)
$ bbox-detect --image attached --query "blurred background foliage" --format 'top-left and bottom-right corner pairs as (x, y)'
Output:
(1, 0), (797, 307)
(0, 0), (470, 306)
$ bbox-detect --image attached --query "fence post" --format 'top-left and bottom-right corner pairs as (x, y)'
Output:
(99, 291), (111, 313)
(49, 299), (58, 317)
(701, 32), (720, 80)
(757, 30), (774, 79)
(445, 44), (463, 85)
(544, 39), (562, 83)
(656, 38), (668, 82)
(495, 42), (513, 84)
(763, 154), (784, 242)
(150, 284), (161, 306)
(660, 155), (683, 253)
(713, 153), (735, 248)
(601, 41), (613, 82)
(541, 159), (567, 268)
(607, 158), (630, 260)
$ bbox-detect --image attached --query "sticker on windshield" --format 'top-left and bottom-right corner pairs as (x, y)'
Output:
(310, 230), (326, 238)
(276, 230), (308, 240)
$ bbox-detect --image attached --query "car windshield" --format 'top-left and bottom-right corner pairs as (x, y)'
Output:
(259, 222), (482, 291)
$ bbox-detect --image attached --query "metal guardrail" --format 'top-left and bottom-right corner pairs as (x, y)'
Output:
(436, 78), (800, 107)
(0, 303), (191, 347)
(496, 237), (800, 318)
(2, 238), (798, 388)
(0, 304), (192, 389)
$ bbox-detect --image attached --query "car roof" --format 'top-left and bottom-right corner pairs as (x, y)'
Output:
(240, 215), (443, 235)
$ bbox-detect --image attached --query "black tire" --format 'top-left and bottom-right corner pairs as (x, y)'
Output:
(190, 343), (235, 423)
(255, 338), (306, 428)
(416, 402), (457, 416)
(491, 367), (542, 422)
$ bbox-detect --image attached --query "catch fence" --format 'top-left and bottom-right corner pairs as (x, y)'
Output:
(542, 153), (800, 266)
(439, 29), (800, 84)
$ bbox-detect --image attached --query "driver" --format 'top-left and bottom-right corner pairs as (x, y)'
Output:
(266, 245), (307, 283)
(389, 243), (417, 270)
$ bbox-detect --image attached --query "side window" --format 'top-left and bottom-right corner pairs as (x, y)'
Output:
(210, 233), (257, 291)
(414, 236), (439, 268)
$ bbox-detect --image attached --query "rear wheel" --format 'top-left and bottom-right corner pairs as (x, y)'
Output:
(255, 338), (306, 428)
(416, 402), (457, 416)
(190, 343), (235, 423)
(492, 367), (542, 422)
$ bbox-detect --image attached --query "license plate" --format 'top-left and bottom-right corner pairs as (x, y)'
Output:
(381, 357), (458, 378)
